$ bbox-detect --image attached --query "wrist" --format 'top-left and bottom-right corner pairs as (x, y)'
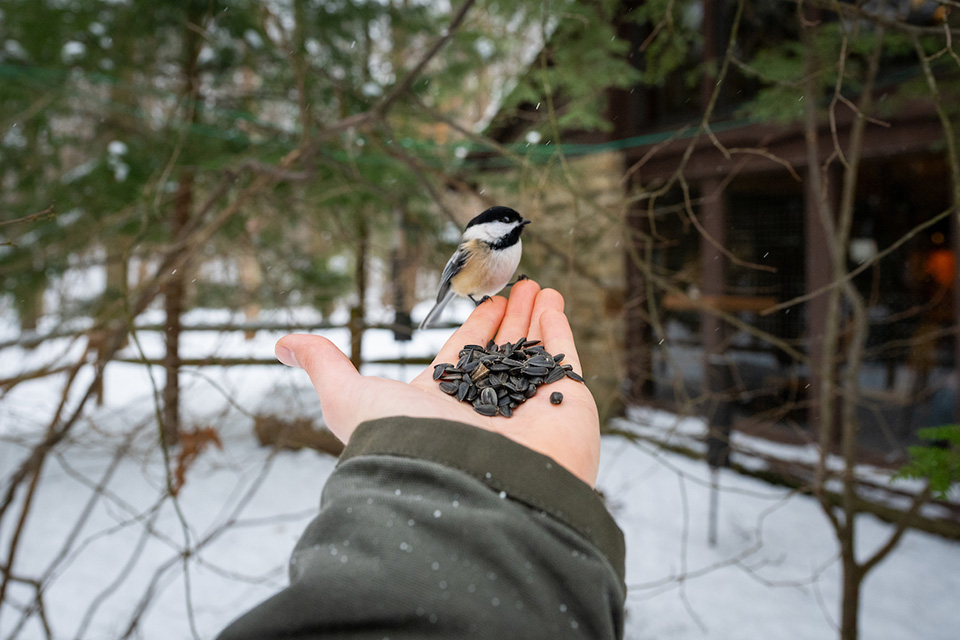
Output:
(339, 416), (625, 590)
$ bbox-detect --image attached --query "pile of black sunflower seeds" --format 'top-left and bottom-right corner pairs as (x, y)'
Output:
(432, 337), (584, 418)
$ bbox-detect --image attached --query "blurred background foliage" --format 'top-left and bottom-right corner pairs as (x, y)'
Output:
(0, 0), (635, 332)
(3, 0), (958, 442)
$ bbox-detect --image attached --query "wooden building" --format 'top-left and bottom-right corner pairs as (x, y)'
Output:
(479, 1), (959, 447)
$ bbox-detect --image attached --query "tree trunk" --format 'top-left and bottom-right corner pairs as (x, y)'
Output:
(802, 14), (887, 639)
(804, 165), (836, 431)
(17, 284), (43, 332)
(162, 172), (193, 446)
(239, 252), (262, 341)
(622, 201), (654, 404)
(840, 552), (861, 640)
(349, 215), (369, 369)
(390, 206), (415, 341)
(699, 177), (732, 471)
(93, 237), (131, 405)
(162, 5), (203, 447)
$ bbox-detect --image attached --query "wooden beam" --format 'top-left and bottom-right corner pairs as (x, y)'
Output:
(662, 293), (778, 313)
(625, 104), (946, 183)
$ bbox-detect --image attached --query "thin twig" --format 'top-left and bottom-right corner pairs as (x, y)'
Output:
(0, 206), (55, 229)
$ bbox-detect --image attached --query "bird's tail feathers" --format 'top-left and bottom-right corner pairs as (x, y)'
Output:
(419, 290), (455, 330)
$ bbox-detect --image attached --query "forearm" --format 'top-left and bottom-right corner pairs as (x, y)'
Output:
(217, 417), (625, 639)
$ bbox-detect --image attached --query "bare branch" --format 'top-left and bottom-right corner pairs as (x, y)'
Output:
(375, 0), (477, 116)
(760, 206), (956, 316)
(0, 206), (56, 229)
(862, 486), (933, 576)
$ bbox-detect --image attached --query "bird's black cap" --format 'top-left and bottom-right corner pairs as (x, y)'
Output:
(465, 206), (527, 229)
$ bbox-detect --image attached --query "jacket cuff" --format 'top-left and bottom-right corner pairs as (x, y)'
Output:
(339, 416), (626, 590)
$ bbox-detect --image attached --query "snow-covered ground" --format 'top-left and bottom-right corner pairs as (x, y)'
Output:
(604, 430), (960, 639)
(2, 315), (960, 639)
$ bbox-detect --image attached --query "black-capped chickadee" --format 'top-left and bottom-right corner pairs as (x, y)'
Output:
(419, 206), (530, 329)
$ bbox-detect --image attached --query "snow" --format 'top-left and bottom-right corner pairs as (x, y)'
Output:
(608, 435), (960, 639)
(61, 41), (86, 63)
(2, 314), (960, 639)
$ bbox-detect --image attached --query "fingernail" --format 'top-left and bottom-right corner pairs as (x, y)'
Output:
(276, 345), (299, 368)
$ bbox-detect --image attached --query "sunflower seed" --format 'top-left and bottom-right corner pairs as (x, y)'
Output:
(550, 392), (563, 405)
(544, 366), (567, 384)
(439, 381), (459, 395)
(526, 354), (553, 368)
(473, 403), (498, 416)
(434, 337), (584, 418)
(480, 387), (497, 406)
(472, 362), (490, 380)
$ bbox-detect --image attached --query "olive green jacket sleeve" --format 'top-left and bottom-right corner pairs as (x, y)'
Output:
(216, 416), (626, 639)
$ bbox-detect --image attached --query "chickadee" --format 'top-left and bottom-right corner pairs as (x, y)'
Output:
(419, 206), (530, 329)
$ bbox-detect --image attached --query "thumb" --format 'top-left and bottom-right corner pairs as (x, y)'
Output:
(275, 334), (362, 440)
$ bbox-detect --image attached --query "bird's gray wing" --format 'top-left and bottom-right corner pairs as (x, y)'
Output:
(436, 244), (469, 303)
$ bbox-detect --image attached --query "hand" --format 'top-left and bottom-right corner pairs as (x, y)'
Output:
(274, 279), (601, 486)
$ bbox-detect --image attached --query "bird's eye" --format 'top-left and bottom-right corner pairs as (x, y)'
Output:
(502, 216), (510, 223)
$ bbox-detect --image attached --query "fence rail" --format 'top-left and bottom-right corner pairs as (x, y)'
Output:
(0, 320), (465, 351)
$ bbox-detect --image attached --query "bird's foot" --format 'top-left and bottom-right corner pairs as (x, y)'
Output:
(468, 295), (493, 307)
(507, 274), (529, 287)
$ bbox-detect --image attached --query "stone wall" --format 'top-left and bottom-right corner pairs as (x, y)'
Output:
(475, 150), (629, 422)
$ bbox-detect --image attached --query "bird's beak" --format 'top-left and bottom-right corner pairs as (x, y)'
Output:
(521, 218), (531, 226)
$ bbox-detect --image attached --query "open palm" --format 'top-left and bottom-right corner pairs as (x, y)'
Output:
(275, 279), (601, 486)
